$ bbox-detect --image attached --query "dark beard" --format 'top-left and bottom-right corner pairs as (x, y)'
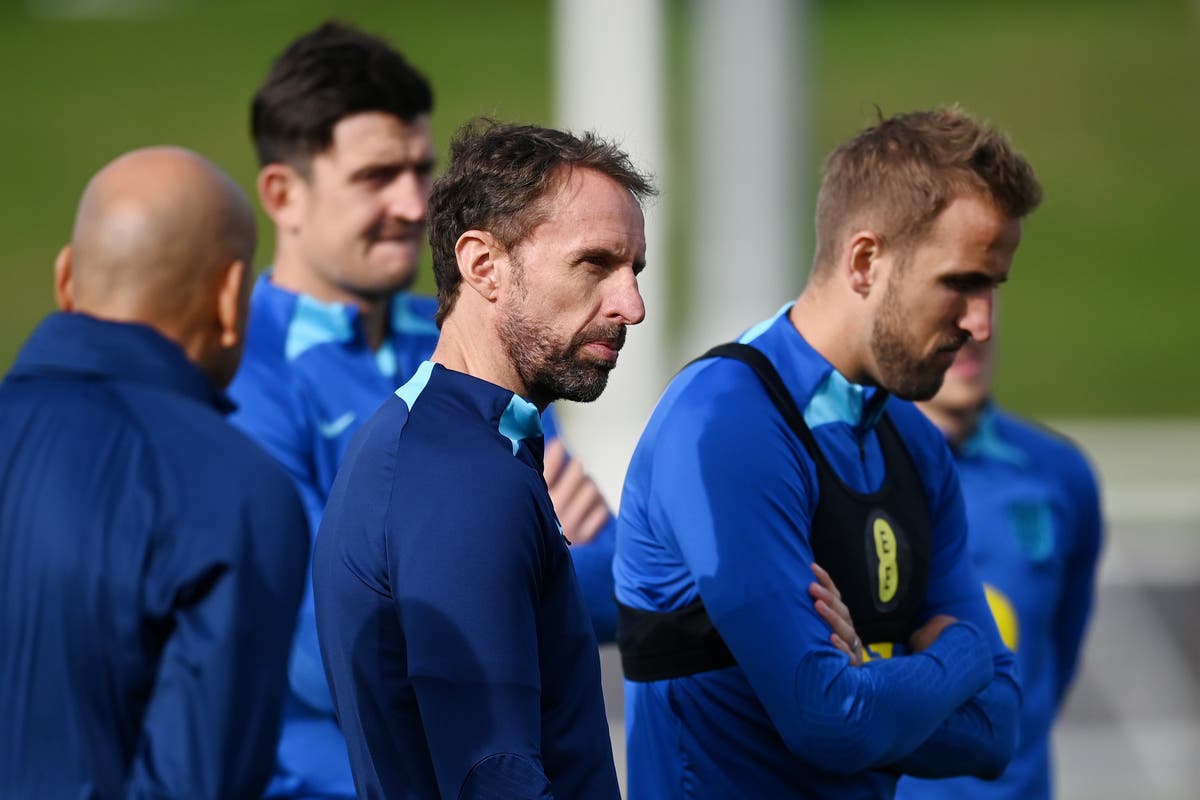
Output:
(496, 260), (625, 404)
(870, 278), (964, 401)
(498, 311), (624, 404)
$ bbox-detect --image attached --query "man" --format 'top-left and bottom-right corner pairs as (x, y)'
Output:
(897, 328), (1103, 800)
(614, 107), (1044, 798)
(0, 147), (308, 798)
(313, 120), (654, 800)
(229, 22), (618, 798)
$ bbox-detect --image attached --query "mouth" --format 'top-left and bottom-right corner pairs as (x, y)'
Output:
(582, 339), (622, 365)
(369, 221), (425, 247)
(577, 324), (627, 367)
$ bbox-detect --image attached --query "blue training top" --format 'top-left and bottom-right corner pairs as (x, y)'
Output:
(227, 275), (617, 798)
(314, 362), (619, 800)
(0, 312), (308, 799)
(615, 304), (1020, 799)
(896, 406), (1102, 800)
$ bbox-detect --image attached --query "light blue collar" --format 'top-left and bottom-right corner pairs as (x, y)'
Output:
(960, 405), (1027, 466)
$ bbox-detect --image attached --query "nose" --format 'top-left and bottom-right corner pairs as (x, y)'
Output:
(607, 267), (646, 326)
(385, 171), (428, 223)
(959, 290), (994, 343)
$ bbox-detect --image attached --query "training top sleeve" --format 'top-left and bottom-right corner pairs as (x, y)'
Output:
(882, 425), (1022, 779)
(392, 464), (557, 799)
(127, 465), (309, 799)
(647, 367), (996, 774)
(540, 405), (617, 643)
(1052, 444), (1103, 703)
(227, 357), (333, 714)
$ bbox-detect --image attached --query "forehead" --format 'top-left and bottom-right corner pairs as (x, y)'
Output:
(521, 168), (646, 258)
(910, 193), (1022, 275)
(319, 111), (434, 168)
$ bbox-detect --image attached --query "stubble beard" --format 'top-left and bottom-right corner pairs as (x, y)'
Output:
(870, 276), (964, 402)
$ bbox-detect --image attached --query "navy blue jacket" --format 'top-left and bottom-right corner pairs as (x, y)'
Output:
(228, 276), (618, 799)
(0, 312), (309, 799)
(314, 362), (619, 800)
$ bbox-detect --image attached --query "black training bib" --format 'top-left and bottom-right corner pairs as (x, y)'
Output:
(617, 343), (931, 681)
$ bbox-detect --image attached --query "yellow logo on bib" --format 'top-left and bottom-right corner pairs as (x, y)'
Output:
(873, 518), (899, 604)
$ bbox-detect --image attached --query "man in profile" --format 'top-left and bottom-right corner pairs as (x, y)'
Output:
(230, 25), (619, 795)
(0, 146), (308, 799)
(314, 120), (654, 800)
(615, 106), (1043, 797)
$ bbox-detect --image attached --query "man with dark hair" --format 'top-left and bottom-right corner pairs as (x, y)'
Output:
(230, 22), (619, 798)
(313, 120), (654, 800)
(897, 326), (1102, 800)
(0, 147), (308, 799)
(614, 106), (1043, 797)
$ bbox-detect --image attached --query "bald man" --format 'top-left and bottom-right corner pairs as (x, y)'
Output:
(0, 147), (309, 799)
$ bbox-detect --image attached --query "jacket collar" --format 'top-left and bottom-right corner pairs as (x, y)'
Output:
(7, 312), (235, 414)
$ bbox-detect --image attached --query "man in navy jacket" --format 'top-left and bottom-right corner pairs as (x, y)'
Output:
(314, 121), (655, 799)
(0, 146), (309, 799)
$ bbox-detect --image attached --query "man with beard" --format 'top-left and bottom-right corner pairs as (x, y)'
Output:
(230, 23), (620, 797)
(614, 107), (1043, 798)
(897, 328), (1102, 800)
(312, 121), (654, 800)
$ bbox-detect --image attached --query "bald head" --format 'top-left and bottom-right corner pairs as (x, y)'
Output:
(66, 146), (255, 317)
(56, 146), (257, 387)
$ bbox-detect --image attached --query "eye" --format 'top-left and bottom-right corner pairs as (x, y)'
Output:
(943, 274), (990, 293)
(414, 160), (436, 180)
(354, 166), (400, 187)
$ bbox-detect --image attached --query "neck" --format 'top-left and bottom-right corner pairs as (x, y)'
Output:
(917, 400), (984, 449)
(270, 245), (391, 350)
(431, 304), (544, 410)
(790, 285), (874, 386)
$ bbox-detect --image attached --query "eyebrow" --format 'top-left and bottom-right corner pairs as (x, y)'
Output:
(348, 157), (437, 182)
(573, 246), (647, 274)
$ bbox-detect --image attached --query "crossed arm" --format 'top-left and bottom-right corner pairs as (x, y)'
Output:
(649, 396), (1017, 775)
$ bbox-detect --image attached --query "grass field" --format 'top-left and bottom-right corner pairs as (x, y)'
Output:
(1, 0), (1196, 416)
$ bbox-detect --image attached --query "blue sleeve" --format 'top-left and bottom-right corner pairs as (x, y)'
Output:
(568, 517), (617, 642)
(541, 404), (617, 643)
(1053, 448), (1103, 703)
(228, 362), (332, 715)
(394, 472), (556, 799)
(886, 429), (1021, 779)
(649, 377), (995, 774)
(128, 478), (309, 798)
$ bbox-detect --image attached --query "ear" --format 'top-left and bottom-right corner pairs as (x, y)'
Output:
(215, 259), (248, 349)
(53, 244), (75, 311)
(257, 163), (306, 231)
(844, 230), (884, 298)
(455, 230), (502, 302)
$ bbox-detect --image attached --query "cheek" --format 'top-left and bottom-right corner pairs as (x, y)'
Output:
(315, 189), (377, 235)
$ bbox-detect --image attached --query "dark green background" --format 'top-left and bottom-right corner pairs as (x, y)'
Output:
(2, 0), (1195, 416)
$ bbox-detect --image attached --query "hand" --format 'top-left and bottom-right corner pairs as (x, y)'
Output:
(809, 562), (863, 666)
(543, 439), (611, 546)
(908, 614), (958, 653)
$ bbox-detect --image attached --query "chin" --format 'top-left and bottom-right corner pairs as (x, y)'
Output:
(361, 269), (418, 298)
(928, 383), (988, 416)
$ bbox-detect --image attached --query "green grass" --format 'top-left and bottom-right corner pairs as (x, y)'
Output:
(1, 0), (1195, 416)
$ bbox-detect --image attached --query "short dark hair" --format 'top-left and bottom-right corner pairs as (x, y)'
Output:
(251, 21), (433, 170)
(812, 105), (1042, 276)
(428, 119), (656, 326)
